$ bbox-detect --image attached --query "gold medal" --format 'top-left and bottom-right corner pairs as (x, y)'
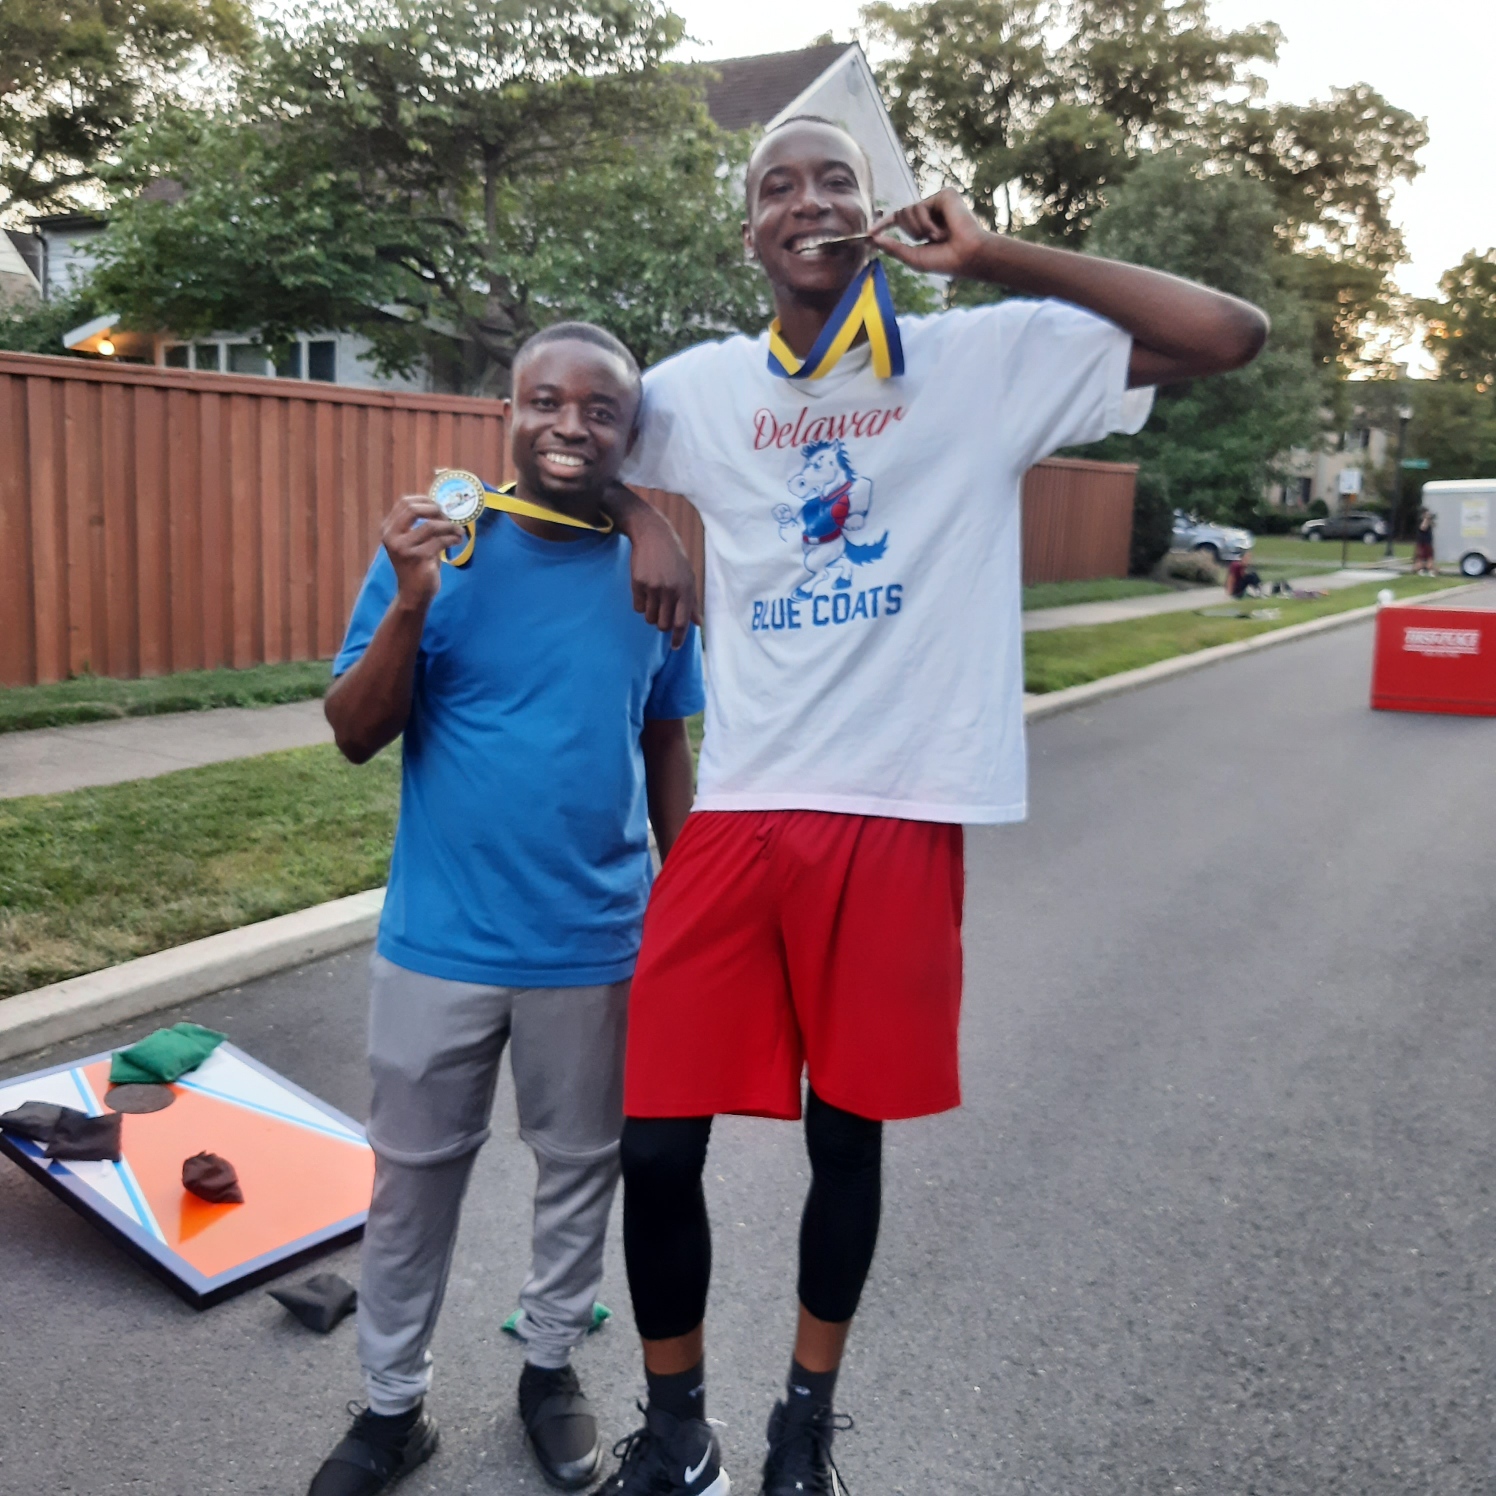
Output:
(430, 468), (488, 525)
(429, 469), (614, 568)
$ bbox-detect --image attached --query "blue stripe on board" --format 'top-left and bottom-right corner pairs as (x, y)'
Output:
(66, 1067), (166, 1243)
(175, 1081), (367, 1144)
(113, 1157), (166, 1243)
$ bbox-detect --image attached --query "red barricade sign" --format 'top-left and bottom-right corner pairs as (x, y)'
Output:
(1371, 606), (1496, 716)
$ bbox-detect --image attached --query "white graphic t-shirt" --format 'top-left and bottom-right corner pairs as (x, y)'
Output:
(622, 297), (1154, 824)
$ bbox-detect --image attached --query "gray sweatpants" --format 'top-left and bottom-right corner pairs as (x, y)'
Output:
(357, 954), (628, 1413)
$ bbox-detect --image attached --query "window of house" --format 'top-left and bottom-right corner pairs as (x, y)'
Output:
(227, 342), (267, 375)
(194, 343), (222, 372)
(164, 344), (190, 368)
(307, 340), (336, 382)
(1298, 476), (1313, 506)
(275, 343), (303, 379)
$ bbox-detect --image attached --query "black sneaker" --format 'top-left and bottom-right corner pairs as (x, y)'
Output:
(603, 1401), (730, 1495)
(760, 1399), (852, 1496)
(307, 1402), (439, 1496)
(519, 1362), (604, 1490)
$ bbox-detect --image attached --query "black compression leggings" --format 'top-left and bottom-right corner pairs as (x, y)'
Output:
(621, 1089), (883, 1340)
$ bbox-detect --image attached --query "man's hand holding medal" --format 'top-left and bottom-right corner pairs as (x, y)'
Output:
(380, 492), (468, 611)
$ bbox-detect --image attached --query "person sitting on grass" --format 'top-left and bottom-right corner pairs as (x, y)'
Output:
(310, 321), (704, 1496)
(1226, 549), (1264, 599)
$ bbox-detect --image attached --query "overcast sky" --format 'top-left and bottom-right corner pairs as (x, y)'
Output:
(670, 0), (1494, 301)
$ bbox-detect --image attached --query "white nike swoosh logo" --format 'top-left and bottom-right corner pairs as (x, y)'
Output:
(684, 1449), (711, 1484)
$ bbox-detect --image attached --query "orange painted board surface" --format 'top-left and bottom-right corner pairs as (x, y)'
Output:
(0, 1043), (373, 1308)
(77, 1058), (372, 1278)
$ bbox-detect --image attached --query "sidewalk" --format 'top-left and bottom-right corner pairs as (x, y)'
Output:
(1021, 568), (1399, 633)
(0, 698), (333, 800)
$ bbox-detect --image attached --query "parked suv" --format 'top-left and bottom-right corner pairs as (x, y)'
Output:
(1301, 510), (1387, 543)
(1171, 511), (1253, 562)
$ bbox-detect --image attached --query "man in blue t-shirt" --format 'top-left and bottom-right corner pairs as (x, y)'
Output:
(307, 323), (704, 1496)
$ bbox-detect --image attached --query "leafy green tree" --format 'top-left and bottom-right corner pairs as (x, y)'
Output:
(1212, 85), (1427, 271)
(861, 0), (1054, 233)
(0, 286), (104, 354)
(92, 0), (932, 387)
(1212, 85), (1427, 369)
(248, 0), (691, 386)
(862, 1), (1424, 369)
(92, 105), (401, 362)
(1063, 0), (1280, 143)
(863, 0), (1278, 243)
(474, 130), (771, 370)
(0, 0), (249, 218)
(1421, 250), (1496, 391)
(1409, 382), (1496, 490)
(1081, 151), (1322, 523)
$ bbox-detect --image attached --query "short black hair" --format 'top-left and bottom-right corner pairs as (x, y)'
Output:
(746, 114), (875, 203)
(514, 321), (640, 392)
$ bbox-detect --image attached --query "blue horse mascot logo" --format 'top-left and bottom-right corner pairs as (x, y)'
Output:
(772, 439), (889, 600)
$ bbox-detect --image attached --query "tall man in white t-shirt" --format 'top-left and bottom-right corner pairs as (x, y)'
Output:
(601, 115), (1268, 1496)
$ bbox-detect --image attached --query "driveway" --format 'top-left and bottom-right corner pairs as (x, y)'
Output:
(2, 618), (1494, 1493)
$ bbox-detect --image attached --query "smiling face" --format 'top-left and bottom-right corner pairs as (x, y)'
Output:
(743, 118), (875, 302)
(507, 339), (639, 509)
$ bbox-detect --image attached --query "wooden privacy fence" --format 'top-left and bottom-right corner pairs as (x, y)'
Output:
(0, 352), (1131, 687)
(1021, 456), (1137, 585)
(1, 352), (511, 687)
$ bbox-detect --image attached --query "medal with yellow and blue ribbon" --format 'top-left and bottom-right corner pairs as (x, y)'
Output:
(767, 260), (904, 381)
(432, 469), (613, 568)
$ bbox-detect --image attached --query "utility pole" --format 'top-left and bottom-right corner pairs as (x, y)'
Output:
(1386, 403), (1413, 558)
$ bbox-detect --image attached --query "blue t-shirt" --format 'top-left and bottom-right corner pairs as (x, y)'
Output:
(334, 513), (705, 987)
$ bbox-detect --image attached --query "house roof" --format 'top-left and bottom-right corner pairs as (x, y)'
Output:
(4, 229), (42, 284)
(30, 211), (107, 234)
(702, 42), (853, 132)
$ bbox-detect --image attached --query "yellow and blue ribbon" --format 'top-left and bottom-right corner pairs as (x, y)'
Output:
(767, 260), (904, 381)
(442, 478), (613, 569)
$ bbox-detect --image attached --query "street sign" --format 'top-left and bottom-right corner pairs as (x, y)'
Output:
(1401, 458), (1431, 470)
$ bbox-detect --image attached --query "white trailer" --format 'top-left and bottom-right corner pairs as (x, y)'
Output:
(1420, 479), (1496, 577)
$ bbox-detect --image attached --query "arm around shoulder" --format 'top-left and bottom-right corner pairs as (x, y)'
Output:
(603, 485), (701, 649)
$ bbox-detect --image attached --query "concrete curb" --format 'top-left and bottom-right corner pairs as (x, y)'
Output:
(1023, 582), (1481, 724)
(1, 582), (1480, 1065)
(0, 887), (385, 1064)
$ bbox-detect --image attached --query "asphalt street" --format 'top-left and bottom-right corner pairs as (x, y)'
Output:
(3, 617), (1495, 1495)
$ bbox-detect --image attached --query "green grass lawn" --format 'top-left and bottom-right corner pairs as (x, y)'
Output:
(1248, 535), (1414, 580)
(1021, 577), (1172, 611)
(0, 575), (1464, 997)
(0, 742), (399, 997)
(0, 660), (334, 734)
(1024, 575), (1454, 694)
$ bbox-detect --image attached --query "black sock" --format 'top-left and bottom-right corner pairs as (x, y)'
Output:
(786, 1358), (838, 1414)
(359, 1403), (421, 1447)
(646, 1361), (705, 1423)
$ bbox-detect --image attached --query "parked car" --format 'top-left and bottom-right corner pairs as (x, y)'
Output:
(1171, 511), (1253, 562)
(1300, 510), (1387, 543)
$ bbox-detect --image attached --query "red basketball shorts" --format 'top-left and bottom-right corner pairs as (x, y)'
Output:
(624, 810), (965, 1123)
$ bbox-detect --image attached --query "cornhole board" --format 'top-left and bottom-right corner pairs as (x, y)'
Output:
(0, 1042), (374, 1308)
(1371, 605), (1496, 716)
